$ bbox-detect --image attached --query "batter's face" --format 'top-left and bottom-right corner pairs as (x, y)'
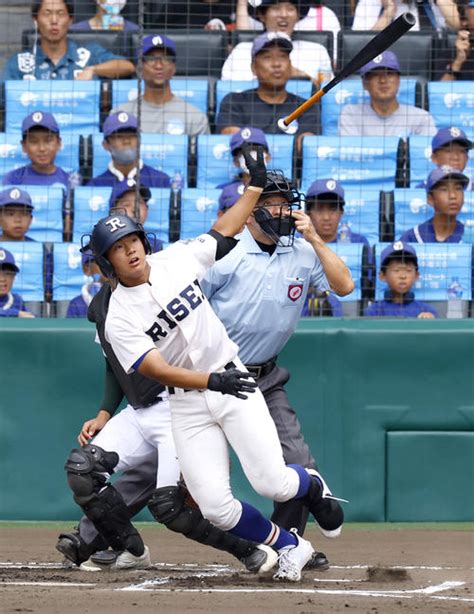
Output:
(0, 206), (33, 241)
(112, 191), (149, 224)
(0, 269), (16, 296)
(107, 233), (149, 286)
(35, 0), (72, 45)
(142, 49), (176, 88)
(260, 2), (299, 35)
(251, 46), (291, 89)
(363, 69), (400, 104)
(22, 129), (62, 173)
(431, 143), (469, 172)
(307, 201), (343, 243)
(380, 261), (418, 296)
(428, 180), (465, 216)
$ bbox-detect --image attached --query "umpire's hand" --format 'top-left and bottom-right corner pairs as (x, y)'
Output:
(208, 369), (257, 400)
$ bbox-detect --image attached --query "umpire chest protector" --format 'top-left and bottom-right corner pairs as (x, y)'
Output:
(88, 284), (165, 409)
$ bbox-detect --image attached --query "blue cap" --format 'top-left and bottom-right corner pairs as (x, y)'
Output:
(230, 127), (269, 154)
(0, 247), (19, 273)
(306, 178), (345, 202)
(431, 127), (472, 152)
(81, 250), (95, 266)
(103, 111), (138, 137)
(360, 50), (400, 76)
(251, 32), (293, 58)
(426, 166), (469, 191)
(142, 34), (177, 57)
(381, 241), (418, 268)
(219, 183), (245, 211)
(0, 187), (34, 210)
(22, 111), (60, 136)
(109, 179), (152, 209)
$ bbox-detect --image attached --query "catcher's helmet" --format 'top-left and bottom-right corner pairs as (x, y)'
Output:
(81, 213), (152, 278)
(254, 170), (302, 246)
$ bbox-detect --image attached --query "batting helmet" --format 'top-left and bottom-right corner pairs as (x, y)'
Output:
(81, 213), (152, 278)
(254, 170), (302, 246)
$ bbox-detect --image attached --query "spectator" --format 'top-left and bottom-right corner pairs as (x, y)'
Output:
(218, 127), (271, 189)
(108, 179), (164, 252)
(0, 248), (34, 318)
(0, 188), (35, 242)
(300, 287), (343, 316)
(400, 166), (469, 243)
(3, 0), (135, 81)
(71, 0), (138, 31)
(87, 112), (170, 188)
(352, 0), (460, 32)
(416, 127), (472, 190)
(115, 35), (210, 136)
(217, 182), (246, 217)
(2, 111), (80, 191)
(66, 252), (107, 318)
(435, 10), (473, 81)
(305, 179), (370, 248)
(216, 32), (320, 142)
(364, 241), (437, 318)
(150, 0), (236, 30)
(338, 51), (436, 137)
(223, 0), (334, 86)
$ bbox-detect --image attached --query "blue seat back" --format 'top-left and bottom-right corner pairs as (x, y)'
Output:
(5, 80), (101, 134)
(375, 243), (472, 301)
(427, 82), (474, 131)
(331, 243), (364, 302)
(301, 136), (400, 192)
(52, 242), (88, 301)
(0, 133), (81, 181)
(92, 133), (188, 187)
(393, 189), (474, 244)
(111, 79), (209, 115)
(0, 241), (44, 301)
(145, 188), (171, 243)
(72, 186), (112, 243)
(215, 80), (312, 115)
(179, 188), (220, 239)
(321, 78), (418, 136)
(339, 189), (380, 245)
(196, 134), (294, 188)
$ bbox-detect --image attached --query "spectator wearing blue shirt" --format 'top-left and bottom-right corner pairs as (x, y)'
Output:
(66, 252), (107, 318)
(88, 112), (170, 189)
(3, 111), (79, 191)
(401, 166), (469, 244)
(218, 127), (272, 190)
(364, 241), (437, 318)
(3, 0), (135, 81)
(416, 127), (472, 190)
(0, 188), (35, 242)
(0, 248), (34, 318)
(108, 179), (164, 253)
(71, 0), (138, 31)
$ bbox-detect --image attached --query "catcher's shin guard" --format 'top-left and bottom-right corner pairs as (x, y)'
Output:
(271, 499), (310, 535)
(65, 445), (144, 556)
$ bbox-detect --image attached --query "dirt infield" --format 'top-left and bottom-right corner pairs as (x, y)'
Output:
(1, 524), (473, 613)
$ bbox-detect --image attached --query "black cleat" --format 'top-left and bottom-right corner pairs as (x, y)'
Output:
(304, 550), (330, 571)
(241, 544), (278, 574)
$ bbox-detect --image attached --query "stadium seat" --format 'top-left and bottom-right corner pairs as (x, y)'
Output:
(91, 133), (189, 187)
(0, 240), (45, 313)
(111, 78), (210, 115)
(131, 30), (227, 77)
(321, 78), (419, 136)
(22, 28), (130, 58)
(301, 136), (402, 192)
(339, 189), (381, 245)
(51, 242), (89, 316)
(427, 82), (474, 131)
(215, 79), (312, 116)
(232, 30), (334, 63)
(71, 186), (112, 244)
(330, 242), (367, 315)
(338, 31), (433, 80)
(0, 132), (81, 182)
(374, 242), (473, 316)
(179, 188), (220, 239)
(196, 134), (295, 188)
(144, 188), (172, 244)
(391, 189), (474, 244)
(5, 80), (101, 135)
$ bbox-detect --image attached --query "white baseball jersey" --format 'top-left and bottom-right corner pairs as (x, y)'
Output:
(105, 233), (239, 375)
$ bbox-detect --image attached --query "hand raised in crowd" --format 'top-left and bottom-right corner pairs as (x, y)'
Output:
(454, 30), (471, 66)
(78, 410), (111, 446)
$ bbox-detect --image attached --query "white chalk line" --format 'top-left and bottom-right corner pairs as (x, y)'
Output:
(1, 581), (96, 587)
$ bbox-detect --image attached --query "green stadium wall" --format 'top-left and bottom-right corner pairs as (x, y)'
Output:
(1, 319), (473, 522)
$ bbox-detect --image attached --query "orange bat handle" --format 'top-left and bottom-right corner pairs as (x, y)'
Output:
(281, 87), (326, 126)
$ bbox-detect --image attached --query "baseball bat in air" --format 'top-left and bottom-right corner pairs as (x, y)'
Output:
(277, 12), (416, 133)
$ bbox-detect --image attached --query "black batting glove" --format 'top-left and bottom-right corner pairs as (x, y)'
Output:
(241, 143), (267, 189)
(208, 369), (258, 400)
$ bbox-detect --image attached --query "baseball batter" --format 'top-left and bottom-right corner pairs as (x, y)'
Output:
(86, 146), (340, 581)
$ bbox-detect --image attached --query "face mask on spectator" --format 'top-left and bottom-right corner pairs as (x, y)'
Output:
(110, 147), (137, 165)
(100, 0), (126, 15)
